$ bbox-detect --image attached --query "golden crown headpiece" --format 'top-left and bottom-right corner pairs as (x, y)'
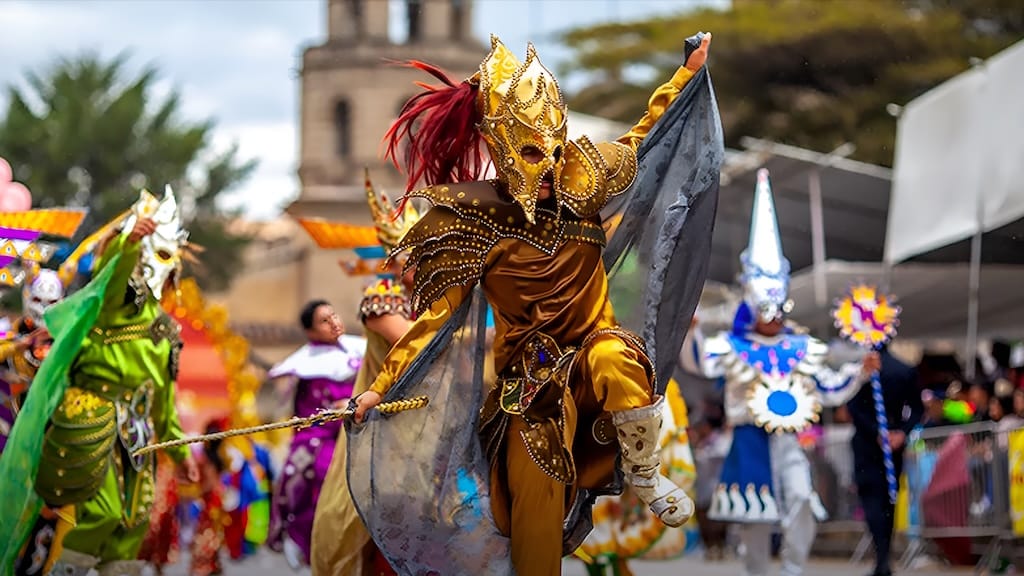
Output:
(365, 168), (420, 253)
(475, 35), (568, 223)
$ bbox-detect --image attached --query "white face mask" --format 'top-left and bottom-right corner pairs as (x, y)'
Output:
(123, 186), (188, 300)
(744, 274), (793, 325)
(23, 269), (64, 327)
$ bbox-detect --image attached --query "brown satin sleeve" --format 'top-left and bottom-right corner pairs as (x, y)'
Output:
(616, 65), (695, 152)
(368, 282), (475, 396)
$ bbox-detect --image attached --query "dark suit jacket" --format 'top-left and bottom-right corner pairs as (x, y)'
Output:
(847, 349), (923, 488)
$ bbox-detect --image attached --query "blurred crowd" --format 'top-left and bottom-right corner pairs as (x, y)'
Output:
(139, 420), (275, 576)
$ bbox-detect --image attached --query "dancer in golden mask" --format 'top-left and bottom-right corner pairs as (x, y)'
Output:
(350, 32), (722, 576)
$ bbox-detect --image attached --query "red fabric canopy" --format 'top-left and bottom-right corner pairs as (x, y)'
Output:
(175, 320), (231, 435)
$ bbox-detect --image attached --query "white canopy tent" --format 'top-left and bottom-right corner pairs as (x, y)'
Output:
(885, 39), (1024, 264)
(885, 40), (1024, 375)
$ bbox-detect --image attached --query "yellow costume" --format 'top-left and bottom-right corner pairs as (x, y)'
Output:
(309, 176), (416, 576)
(367, 35), (702, 575)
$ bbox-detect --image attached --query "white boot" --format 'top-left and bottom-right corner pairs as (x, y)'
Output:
(49, 549), (100, 576)
(611, 396), (695, 527)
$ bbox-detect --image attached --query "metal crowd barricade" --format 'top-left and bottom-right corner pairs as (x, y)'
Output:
(899, 421), (1015, 573)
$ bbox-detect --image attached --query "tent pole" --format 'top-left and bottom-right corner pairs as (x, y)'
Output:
(965, 230), (982, 381)
(881, 260), (894, 294)
(808, 168), (827, 310)
(807, 142), (855, 337)
(808, 168), (831, 339)
(964, 56), (989, 383)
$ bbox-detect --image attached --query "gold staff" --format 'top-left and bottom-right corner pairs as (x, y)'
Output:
(132, 395), (429, 458)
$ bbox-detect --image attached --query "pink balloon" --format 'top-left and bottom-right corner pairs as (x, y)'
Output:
(0, 182), (32, 212)
(0, 158), (11, 184)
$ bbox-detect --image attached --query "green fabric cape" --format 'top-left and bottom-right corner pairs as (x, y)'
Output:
(0, 254), (121, 574)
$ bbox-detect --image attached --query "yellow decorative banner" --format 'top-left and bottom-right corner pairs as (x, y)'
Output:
(1009, 429), (1024, 536)
(295, 217), (378, 249)
(0, 209), (86, 238)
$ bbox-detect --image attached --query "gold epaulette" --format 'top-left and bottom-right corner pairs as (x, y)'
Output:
(394, 181), (607, 315)
(558, 137), (637, 218)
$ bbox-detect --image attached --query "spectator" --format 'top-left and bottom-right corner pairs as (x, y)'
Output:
(922, 389), (948, 428)
(968, 382), (992, 421)
(990, 380), (1023, 432)
(847, 347), (923, 576)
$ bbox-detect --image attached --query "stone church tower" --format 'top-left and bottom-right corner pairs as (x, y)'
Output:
(292, 0), (485, 220)
(217, 0), (628, 361)
(228, 0), (486, 342)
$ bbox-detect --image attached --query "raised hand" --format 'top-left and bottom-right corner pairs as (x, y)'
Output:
(685, 33), (713, 72)
(128, 217), (157, 242)
(861, 351), (882, 376)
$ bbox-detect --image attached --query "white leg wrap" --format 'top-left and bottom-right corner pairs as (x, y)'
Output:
(97, 560), (145, 576)
(51, 549), (100, 576)
(611, 396), (695, 527)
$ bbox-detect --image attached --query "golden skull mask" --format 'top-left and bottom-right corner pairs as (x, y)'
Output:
(477, 35), (567, 223)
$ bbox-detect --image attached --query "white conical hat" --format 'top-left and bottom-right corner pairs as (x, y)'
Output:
(739, 169), (792, 323)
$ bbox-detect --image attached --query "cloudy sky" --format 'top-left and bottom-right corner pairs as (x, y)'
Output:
(0, 0), (715, 219)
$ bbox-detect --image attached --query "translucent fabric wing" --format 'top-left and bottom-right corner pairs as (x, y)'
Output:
(347, 288), (513, 576)
(603, 62), (724, 394)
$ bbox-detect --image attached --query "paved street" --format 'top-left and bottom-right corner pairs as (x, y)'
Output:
(159, 549), (976, 576)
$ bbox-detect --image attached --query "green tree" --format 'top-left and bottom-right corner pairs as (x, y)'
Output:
(0, 52), (256, 291)
(560, 0), (1023, 166)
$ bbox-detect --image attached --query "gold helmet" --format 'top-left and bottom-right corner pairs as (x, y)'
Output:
(476, 35), (567, 223)
(365, 168), (420, 254)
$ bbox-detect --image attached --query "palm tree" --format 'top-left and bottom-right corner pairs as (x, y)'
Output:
(0, 52), (257, 291)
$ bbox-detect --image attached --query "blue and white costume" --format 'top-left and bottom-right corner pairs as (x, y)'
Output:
(685, 169), (866, 576)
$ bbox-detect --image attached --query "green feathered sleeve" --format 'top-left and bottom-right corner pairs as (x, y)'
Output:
(0, 253), (122, 574)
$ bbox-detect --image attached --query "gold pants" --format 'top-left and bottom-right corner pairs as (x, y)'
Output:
(309, 426), (377, 576)
(490, 333), (654, 576)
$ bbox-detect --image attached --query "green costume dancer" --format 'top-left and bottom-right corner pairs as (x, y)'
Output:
(42, 187), (198, 576)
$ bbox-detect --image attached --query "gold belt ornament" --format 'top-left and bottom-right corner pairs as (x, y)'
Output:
(497, 333), (580, 484)
(91, 314), (180, 345)
(499, 333), (576, 416)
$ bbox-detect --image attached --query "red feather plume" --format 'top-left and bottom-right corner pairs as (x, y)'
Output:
(383, 60), (486, 193)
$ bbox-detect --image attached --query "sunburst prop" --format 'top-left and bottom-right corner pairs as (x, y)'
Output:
(747, 372), (822, 434)
(833, 284), (902, 504)
(832, 284), (900, 348)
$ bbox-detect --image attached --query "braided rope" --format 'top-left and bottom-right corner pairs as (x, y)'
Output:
(131, 395), (429, 458)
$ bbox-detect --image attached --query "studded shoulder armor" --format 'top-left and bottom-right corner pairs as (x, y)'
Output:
(394, 181), (606, 315)
(557, 137), (637, 218)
